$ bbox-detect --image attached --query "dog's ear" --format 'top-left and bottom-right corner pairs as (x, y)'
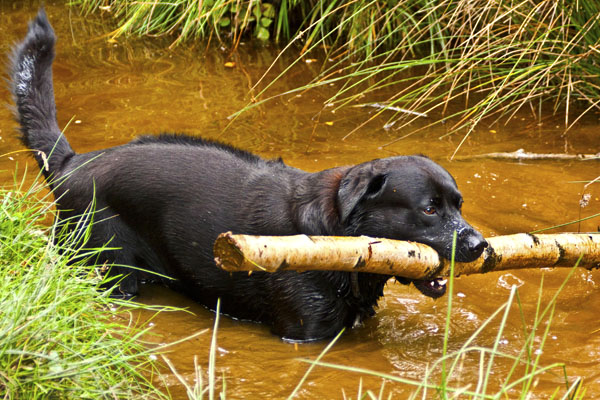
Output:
(338, 166), (387, 223)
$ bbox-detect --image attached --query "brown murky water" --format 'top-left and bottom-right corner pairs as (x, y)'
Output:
(1, 2), (599, 398)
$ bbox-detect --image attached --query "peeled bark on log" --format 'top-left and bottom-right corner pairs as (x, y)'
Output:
(213, 232), (600, 279)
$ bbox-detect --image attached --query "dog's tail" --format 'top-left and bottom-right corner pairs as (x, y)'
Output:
(10, 8), (74, 183)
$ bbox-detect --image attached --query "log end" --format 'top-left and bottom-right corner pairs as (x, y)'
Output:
(213, 231), (246, 272)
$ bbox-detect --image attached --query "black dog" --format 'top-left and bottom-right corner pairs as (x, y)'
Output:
(11, 10), (487, 341)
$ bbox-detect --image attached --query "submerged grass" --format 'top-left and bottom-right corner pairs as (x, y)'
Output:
(0, 171), (165, 398)
(73, 0), (600, 152)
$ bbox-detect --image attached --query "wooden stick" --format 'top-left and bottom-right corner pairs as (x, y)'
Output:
(213, 233), (600, 279)
(454, 149), (600, 161)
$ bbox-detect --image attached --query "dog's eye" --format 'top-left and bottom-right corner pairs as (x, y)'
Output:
(424, 206), (437, 215)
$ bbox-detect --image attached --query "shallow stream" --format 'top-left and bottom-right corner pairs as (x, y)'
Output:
(1, 2), (599, 398)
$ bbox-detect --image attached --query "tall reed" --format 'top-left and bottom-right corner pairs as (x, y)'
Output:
(74, 0), (600, 151)
(248, 0), (600, 155)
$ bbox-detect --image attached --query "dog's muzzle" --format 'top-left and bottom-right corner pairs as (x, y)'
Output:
(396, 277), (448, 299)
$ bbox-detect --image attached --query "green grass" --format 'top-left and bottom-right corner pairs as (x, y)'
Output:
(0, 171), (166, 399)
(71, 0), (280, 46)
(162, 301), (225, 400)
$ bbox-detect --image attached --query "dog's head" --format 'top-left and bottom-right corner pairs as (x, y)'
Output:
(337, 155), (487, 298)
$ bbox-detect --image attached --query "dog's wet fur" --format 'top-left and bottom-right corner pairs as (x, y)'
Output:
(10, 9), (487, 341)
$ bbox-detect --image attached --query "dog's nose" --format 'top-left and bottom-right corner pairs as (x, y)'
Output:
(467, 236), (488, 257)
